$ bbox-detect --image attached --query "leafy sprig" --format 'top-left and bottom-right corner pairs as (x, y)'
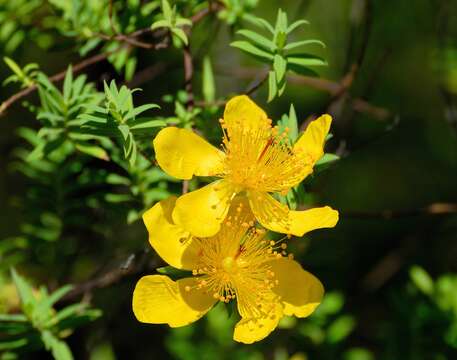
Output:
(0, 269), (101, 360)
(80, 80), (163, 166)
(232, 8), (327, 101)
(151, 0), (192, 47)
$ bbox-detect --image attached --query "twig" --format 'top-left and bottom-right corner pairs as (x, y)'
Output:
(0, 48), (126, 117)
(62, 249), (155, 302)
(244, 69), (269, 96)
(93, 32), (158, 49)
(108, 0), (117, 35)
(183, 45), (194, 109)
(125, 62), (167, 88)
(182, 180), (189, 194)
(341, 203), (457, 219)
(217, 67), (391, 121)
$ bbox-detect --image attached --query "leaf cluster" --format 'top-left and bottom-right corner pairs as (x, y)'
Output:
(232, 8), (326, 101)
(151, 0), (192, 47)
(0, 269), (101, 360)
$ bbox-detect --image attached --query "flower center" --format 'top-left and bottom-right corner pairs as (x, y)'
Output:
(219, 119), (313, 193)
(185, 208), (294, 318)
(222, 256), (238, 273)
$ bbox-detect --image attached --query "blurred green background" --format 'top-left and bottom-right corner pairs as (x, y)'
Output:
(1, 0), (457, 359)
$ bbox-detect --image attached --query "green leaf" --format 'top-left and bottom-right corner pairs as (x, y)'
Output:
(156, 266), (192, 280)
(52, 304), (86, 324)
(43, 285), (73, 310)
(62, 66), (73, 103)
(237, 29), (275, 51)
(75, 143), (109, 160)
(117, 124), (130, 141)
(284, 39), (326, 51)
(410, 266), (434, 296)
(231, 41), (274, 62)
(275, 31), (287, 50)
(10, 268), (36, 311)
(327, 315), (356, 344)
(246, 16), (275, 34)
(171, 28), (188, 46)
(41, 330), (74, 360)
(343, 348), (375, 360)
(161, 0), (172, 20)
(171, 28), (189, 46)
(287, 54), (328, 67)
(129, 119), (166, 131)
(316, 153), (339, 166)
(288, 63), (320, 77)
(125, 57), (137, 82)
(126, 104), (160, 121)
(273, 54), (287, 82)
(315, 153), (339, 173)
(175, 18), (192, 27)
(202, 56), (215, 103)
(288, 103), (298, 142)
(151, 19), (170, 31)
(267, 71), (277, 102)
(287, 19), (310, 34)
(275, 9), (288, 33)
(0, 314), (28, 322)
(3, 57), (23, 78)
(0, 338), (29, 351)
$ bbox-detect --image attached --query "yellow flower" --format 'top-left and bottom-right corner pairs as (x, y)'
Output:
(132, 197), (324, 344)
(153, 95), (338, 237)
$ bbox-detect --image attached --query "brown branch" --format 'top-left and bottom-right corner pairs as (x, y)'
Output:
(62, 250), (156, 302)
(183, 45), (194, 109)
(0, 48), (125, 117)
(341, 203), (457, 219)
(124, 62), (167, 88)
(108, 0), (117, 35)
(244, 69), (269, 96)
(218, 67), (391, 121)
(182, 180), (189, 194)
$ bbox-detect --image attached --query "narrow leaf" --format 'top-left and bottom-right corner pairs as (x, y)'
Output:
(267, 71), (277, 102)
(287, 19), (310, 34)
(75, 143), (109, 160)
(284, 39), (326, 51)
(202, 56), (215, 103)
(287, 54), (328, 67)
(237, 29), (275, 51)
(231, 41), (274, 61)
(63, 65), (73, 102)
(273, 54), (287, 82)
(288, 103), (298, 142)
(171, 28), (188, 46)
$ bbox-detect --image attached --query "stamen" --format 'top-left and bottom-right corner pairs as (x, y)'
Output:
(185, 218), (288, 319)
(220, 119), (312, 193)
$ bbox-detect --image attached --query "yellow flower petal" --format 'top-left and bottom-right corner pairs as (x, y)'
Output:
(223, 95), (270, 133)
(248, 191), (339, 236)
(143, 197), (200, 270)
(269, 258), (324, 318)
(172, 179), (237, 237)
(153, 127), (225, 180)
(294, 114), (332, 168)
(233, 303), (283, 344)
(287, 205), (339, 236)
(132, 275), (216, 327)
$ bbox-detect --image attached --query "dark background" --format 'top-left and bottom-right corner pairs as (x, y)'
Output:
(1, 0), (457, 359)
